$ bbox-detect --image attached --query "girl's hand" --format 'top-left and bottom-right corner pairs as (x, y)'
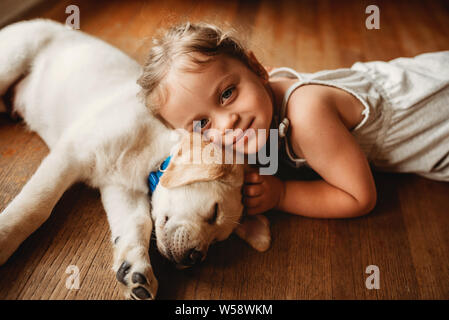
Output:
(243, 167), (285, 215)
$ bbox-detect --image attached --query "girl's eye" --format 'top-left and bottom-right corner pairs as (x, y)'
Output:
(220, 86), (234, 104)
(194, 118), (209, 132)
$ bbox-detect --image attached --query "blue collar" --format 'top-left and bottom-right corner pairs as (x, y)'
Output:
(148, 155), (172, 194)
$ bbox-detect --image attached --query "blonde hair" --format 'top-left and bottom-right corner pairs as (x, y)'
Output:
(137, 22), (266, 116)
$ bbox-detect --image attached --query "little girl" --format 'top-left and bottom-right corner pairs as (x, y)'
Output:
(138, 22), (449, 218)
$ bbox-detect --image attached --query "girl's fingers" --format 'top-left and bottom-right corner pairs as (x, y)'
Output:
(244, 184), (263, 197)
(243, 196), (261, 208)
(244, 171), (262, 184)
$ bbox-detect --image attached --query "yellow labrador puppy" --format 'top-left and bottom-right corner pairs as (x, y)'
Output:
(0, 19), (270, 300)
(152, 131), (271, 266)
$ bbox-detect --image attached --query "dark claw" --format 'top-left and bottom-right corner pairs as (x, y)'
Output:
(114, 236), (120, 244)
(132, 272), (147, 285)
(132, 286), (151, 300)
(116, 261), (131, 285)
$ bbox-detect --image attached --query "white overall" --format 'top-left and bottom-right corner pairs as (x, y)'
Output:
(269, 50), (449, 182)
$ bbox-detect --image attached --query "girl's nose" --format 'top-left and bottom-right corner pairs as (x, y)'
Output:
(216, 112), (239, 133)
(209, 112), (239, 145)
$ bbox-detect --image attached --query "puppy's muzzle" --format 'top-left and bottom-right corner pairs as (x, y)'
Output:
(166, 225), (207, 266)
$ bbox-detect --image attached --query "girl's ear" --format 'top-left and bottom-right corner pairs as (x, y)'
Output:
(247, 50), (269, 83)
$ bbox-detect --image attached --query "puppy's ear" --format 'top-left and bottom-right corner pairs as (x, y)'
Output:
(234, 214), (271, 252)
(159, 131), (235, 189)
(160, 162), (232, 189)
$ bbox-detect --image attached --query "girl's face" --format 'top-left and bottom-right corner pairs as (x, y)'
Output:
(158, 54), (273, 154)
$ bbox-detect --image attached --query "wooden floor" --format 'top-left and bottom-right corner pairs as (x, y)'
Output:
(1, 0), (448, 300)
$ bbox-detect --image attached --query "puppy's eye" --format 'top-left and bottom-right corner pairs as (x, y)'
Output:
(207, 203), (219, 224)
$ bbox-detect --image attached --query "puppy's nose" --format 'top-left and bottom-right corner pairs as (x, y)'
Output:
(182, 248), (204, 266)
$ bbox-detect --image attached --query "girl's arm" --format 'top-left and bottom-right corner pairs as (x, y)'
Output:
(243, 88), (377, 218)
(276, 179), (375, 218)
(279, 88), (377, 218)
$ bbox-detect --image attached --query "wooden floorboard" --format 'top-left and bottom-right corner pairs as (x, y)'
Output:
(0, 0), (448, 300)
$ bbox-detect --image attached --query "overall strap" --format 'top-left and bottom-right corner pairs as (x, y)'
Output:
(268, 67), (308, 167)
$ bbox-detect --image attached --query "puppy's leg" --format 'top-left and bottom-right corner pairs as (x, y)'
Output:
(100, 185), (157, 300)
(0, 148), (80, 265)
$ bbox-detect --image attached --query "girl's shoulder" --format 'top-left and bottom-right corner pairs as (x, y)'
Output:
(270, 77), (365, 132)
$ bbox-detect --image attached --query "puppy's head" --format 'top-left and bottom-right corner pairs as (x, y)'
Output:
(151, 132), (270, 268)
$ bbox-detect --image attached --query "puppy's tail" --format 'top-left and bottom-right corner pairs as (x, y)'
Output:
(0, 19), (65, 97)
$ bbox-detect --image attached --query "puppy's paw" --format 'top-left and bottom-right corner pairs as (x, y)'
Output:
(113, 245), (158, 300)
(116, 261), (158, 300)
(234, 214), (271, 252)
